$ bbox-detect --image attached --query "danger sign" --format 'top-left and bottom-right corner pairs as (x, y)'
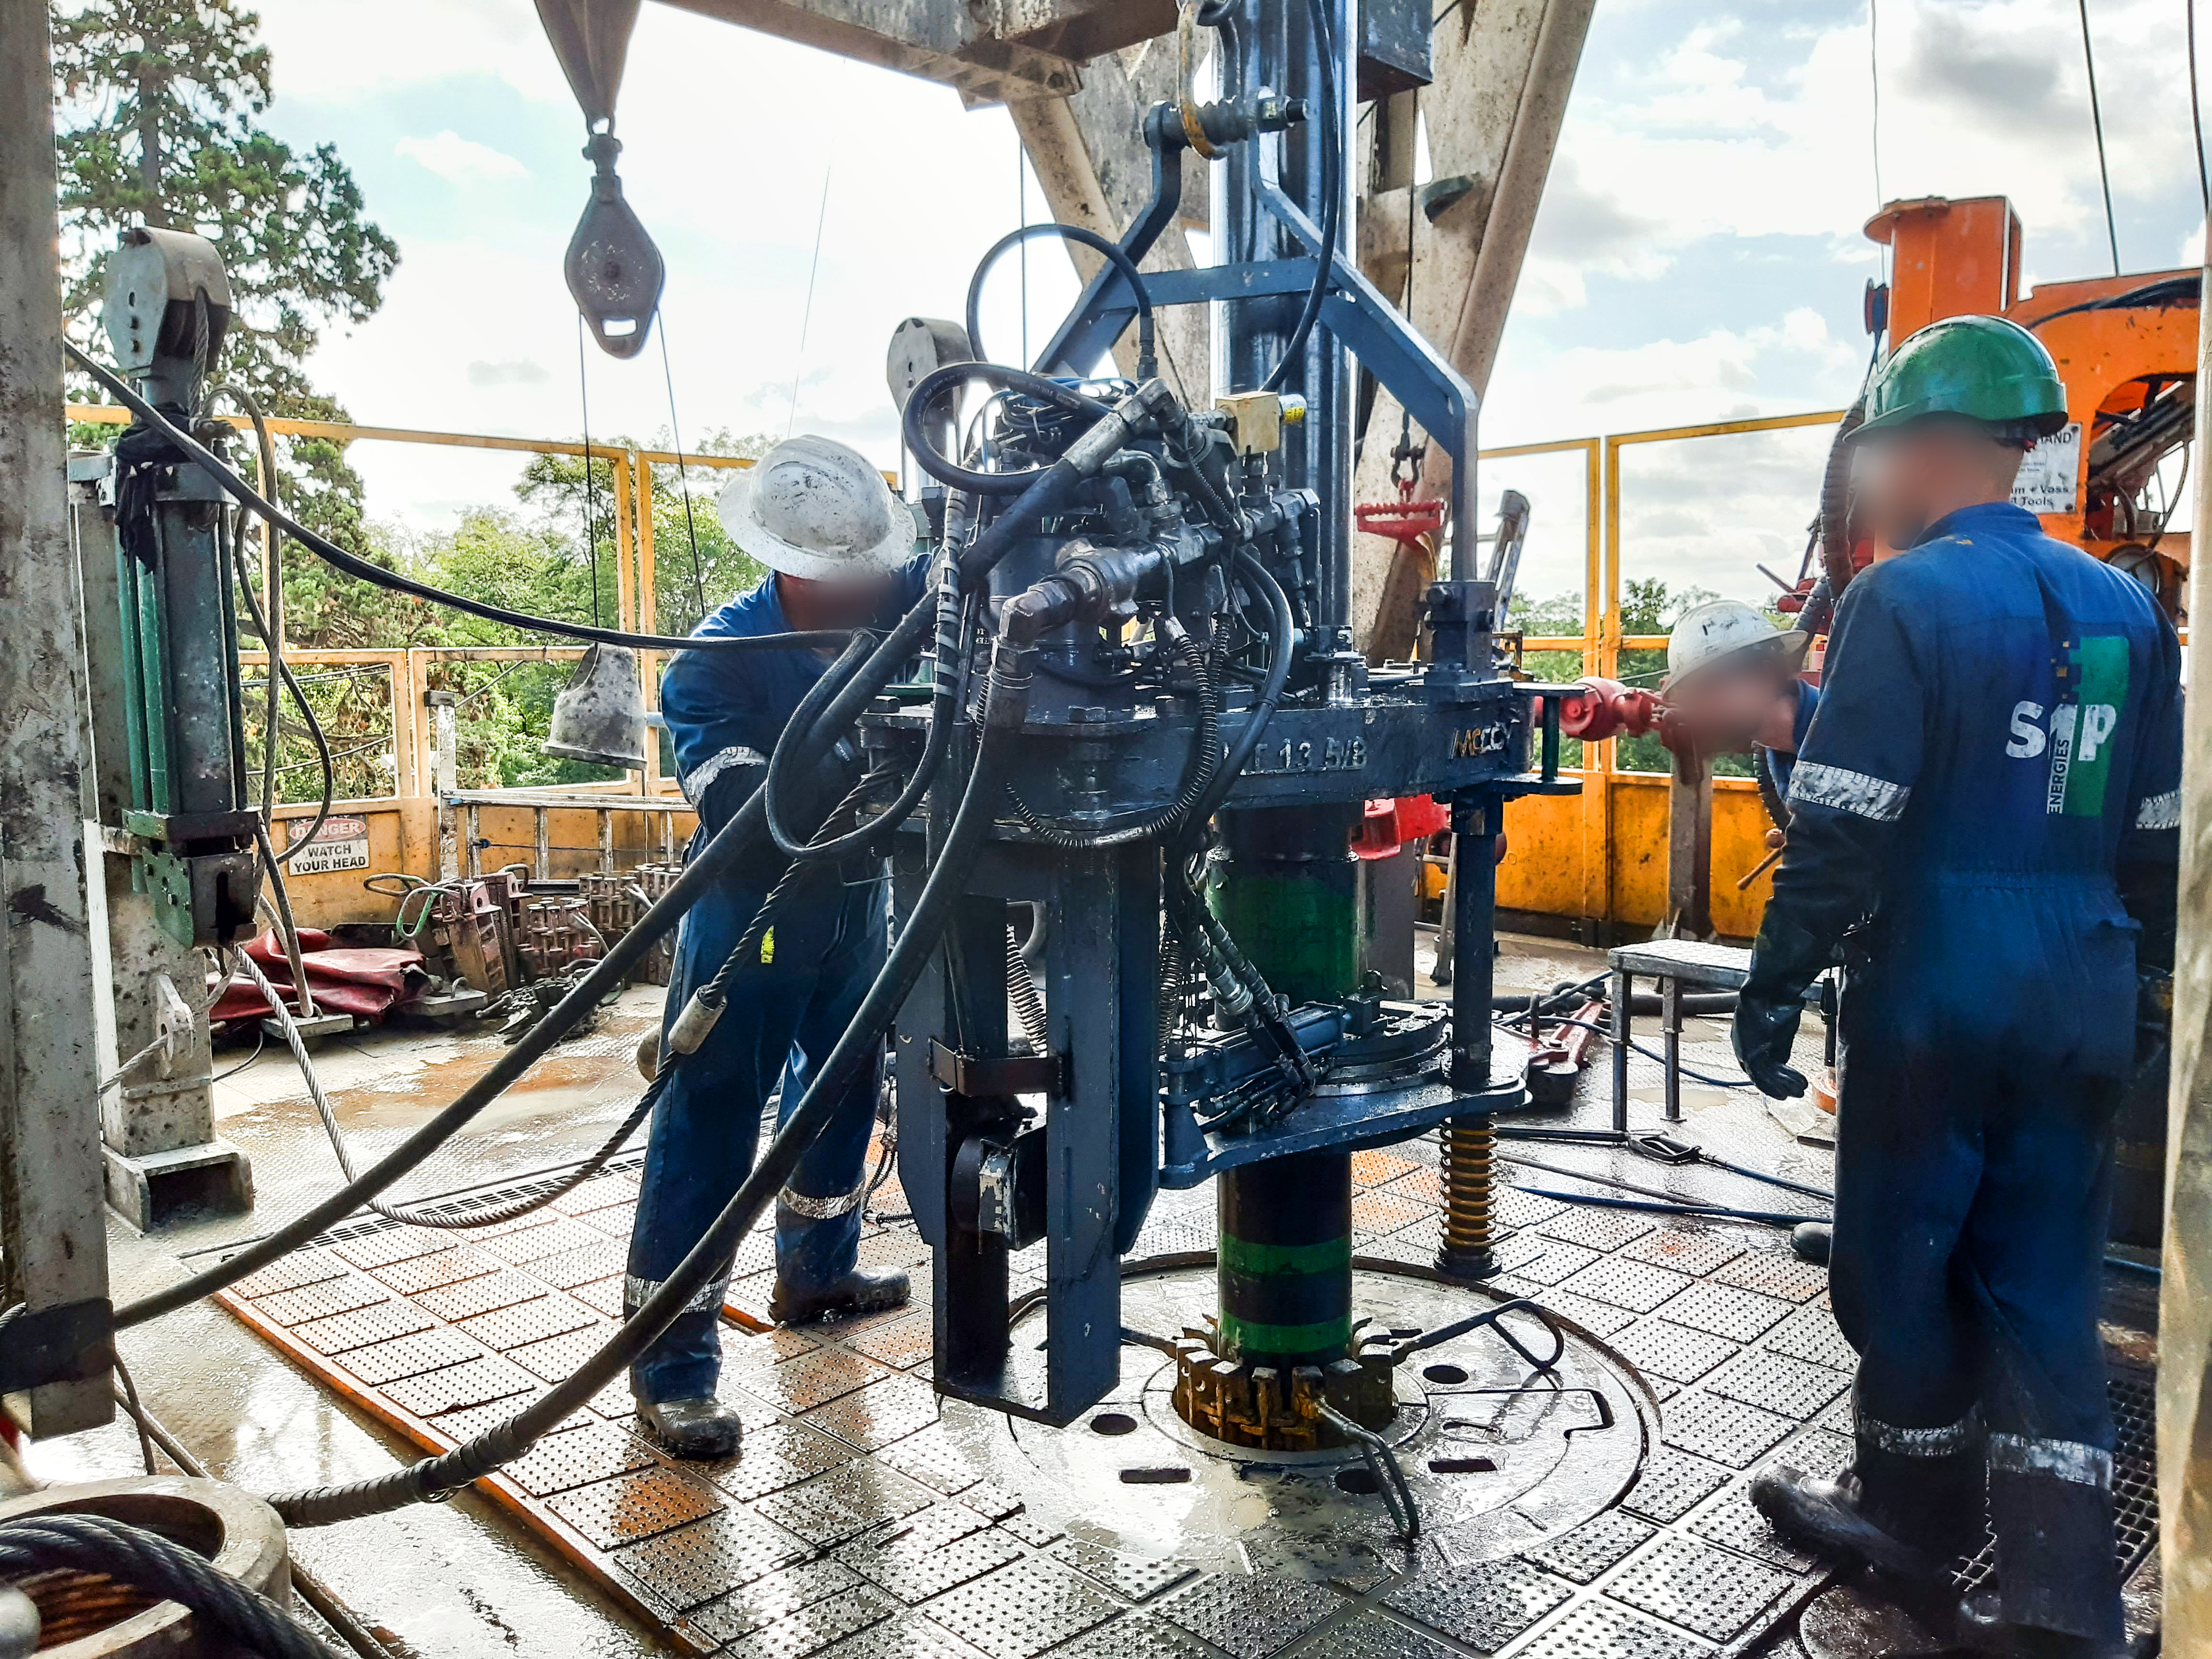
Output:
(287, 815), (371, 875)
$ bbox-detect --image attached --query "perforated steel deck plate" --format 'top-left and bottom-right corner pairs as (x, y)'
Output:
(678, 1558), (862, 1648)
(1382, 1555), (1572, 1651)
(1047, 1537), (1196, 1602)
(921, 1554), (1122, 1659)
(212, 1151), (2158, 1659)
(1151, 1572), (1344, 1659)
(1603, 1533), (1796, 1642)
(1045, 1613), (1214, 1659)
(1661, 1391), (1798, 1469)
(1507, 1595), (1717, 1659)
(1623, 1447), (1734, 1524)
(1557, 1255), (1698, 1315)
(1523, 1509), (1660, 1584)
(1762, 1302), (1854, 1372)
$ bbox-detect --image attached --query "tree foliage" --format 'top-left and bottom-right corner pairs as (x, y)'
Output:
(51, 0), (398, 552)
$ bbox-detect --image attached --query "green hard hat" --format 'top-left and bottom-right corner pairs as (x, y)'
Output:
(1853, 313), (2068, 441)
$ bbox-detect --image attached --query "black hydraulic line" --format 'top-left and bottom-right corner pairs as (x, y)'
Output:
(965, 222), (1157, 383)
(2028, 273), (2202, 332)
(1175, 552), (1297, 839)
(114, 786), (774, 1329)
(762, 584), (969, 864)
(1260, 0), (1342, 395)
(1503, 1150), (1776, 1213)
(230, 533), (334, 868)
(0, 1514), (339, 1659)
(1515, 1184), (1820, 1229)
(902, 362), (1113, 496)
(1004, 628), (1219, 847)
(66, 346), (852, 657)
(265, 680), (1023, 1527)
(1491, 989), (1737, 1016)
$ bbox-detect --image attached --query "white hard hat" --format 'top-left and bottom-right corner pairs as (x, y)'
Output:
(1663, 599), (1808, 691)
(715, 434), (913, 581)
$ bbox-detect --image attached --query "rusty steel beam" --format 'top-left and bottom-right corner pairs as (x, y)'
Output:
(1350, 0), (1597, 655)
(0, 0), (112, 1437)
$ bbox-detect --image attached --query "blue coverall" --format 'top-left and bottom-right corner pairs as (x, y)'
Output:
(625, 557), (931, 1405)
(1757, 677), (1820, 803)
(1771, 503), (2181, 1639)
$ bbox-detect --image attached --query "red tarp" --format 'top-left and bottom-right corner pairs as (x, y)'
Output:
(212, 928), (429, 1027)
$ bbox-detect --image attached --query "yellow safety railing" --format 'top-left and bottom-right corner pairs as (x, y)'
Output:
(69, 401), (1858, 938)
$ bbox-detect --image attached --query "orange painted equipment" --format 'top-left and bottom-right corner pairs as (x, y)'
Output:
(1867, 196), (2195, 589)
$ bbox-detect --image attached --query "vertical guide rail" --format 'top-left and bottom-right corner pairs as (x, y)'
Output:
(0, 0), (113, 1435)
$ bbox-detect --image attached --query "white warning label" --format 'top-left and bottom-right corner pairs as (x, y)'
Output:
(287, 815), (370, 874)
(2011, 422), (2082, 515)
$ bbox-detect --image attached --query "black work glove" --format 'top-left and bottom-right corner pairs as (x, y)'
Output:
(1731, 986), (1807, 1099)
(1733, 910), (1837, 1101)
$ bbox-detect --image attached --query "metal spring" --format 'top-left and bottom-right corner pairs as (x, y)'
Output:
(1439, 1112), (1498, 1270)
(1005, 926), (1050, 1051)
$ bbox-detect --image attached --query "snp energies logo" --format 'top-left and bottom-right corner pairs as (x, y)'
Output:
(2004, 635), (2129, 817)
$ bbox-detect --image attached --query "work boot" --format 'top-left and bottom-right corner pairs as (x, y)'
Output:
(769, 1266), (910, 1326)
(1791, 1221), (1832, 1264)
(636, 1397), (743, 1460)
(1954, 1591), (2136, 1657)
(635, 1030), (660, 1083)
(1751, 1464), (1948, 1584)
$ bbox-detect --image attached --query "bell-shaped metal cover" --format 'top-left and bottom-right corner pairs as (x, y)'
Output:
(543, 644), (649, 769)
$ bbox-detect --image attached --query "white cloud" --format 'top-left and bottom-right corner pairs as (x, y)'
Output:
(395, 131), (530, 183)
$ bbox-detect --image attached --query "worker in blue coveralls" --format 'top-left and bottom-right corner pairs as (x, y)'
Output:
(1738, 316), (2181, 1657)
(625, 434), (929, 1459)
(1660, 597), (1821, 802)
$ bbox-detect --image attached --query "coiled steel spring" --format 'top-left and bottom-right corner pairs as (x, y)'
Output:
(1438, 1112), (1498, 1275)
(1006, 925), (1049, 1051)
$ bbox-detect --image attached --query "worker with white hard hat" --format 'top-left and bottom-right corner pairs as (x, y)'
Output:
(1662, 598), (1818, 802)
(623, 434), (927, 1459)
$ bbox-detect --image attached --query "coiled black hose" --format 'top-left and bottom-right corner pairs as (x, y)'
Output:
(65, 346), (849, 657)
(0, 1514), (338, 1659)
(966, 222), (1157, 383)
(266, 676), (1024, 1526)
(1003, 629), (1220, 848)
(901, 362), (1112, 497)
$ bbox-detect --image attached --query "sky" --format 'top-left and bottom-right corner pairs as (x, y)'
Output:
(235, 0), (2212, 621)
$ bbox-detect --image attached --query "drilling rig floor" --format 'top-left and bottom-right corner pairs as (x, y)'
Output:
(33, 946), (2160, 1659)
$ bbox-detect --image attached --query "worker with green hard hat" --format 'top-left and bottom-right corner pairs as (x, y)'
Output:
(1736, 313), (2180, 1656)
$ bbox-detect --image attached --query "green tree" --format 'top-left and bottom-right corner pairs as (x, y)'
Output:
(51, 0), (398, 554)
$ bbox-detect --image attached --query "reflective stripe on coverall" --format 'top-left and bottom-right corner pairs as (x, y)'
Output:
(625, 556), (929, 1404)
(1775, 501), (2181, 1640)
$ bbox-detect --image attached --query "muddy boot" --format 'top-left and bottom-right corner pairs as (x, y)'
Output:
(1954, 1591), (2138, 1658)
(637, 1397), (742, 1460)
(769, 1266), (910, 1326)
(635, 1030), (660, 1083)
(1751, 1464), (1948, 1583)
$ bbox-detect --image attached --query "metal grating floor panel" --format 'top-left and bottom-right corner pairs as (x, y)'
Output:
(210, 1125), (2156, 1659)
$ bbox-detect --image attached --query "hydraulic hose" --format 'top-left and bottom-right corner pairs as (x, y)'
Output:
(1259, 0), (1342, 396)
(66, 345), (851, 657)
(965, 222), (1158, 384)
(1175, 551), (1297, 840)
(266, 663), (1025, 1526)
(1003, 627), (1219, 848)
(114, 786), (772, 1329)
(901, 362), (1112, 497)
(763, 582), (970, 863)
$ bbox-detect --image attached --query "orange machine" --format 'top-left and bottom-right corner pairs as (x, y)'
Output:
(1866, 195), (2197, 614)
